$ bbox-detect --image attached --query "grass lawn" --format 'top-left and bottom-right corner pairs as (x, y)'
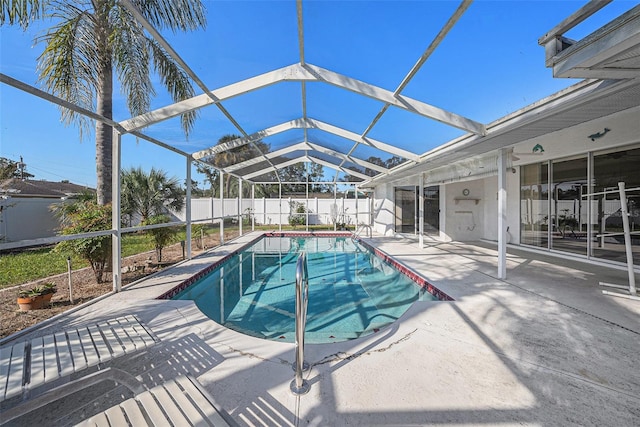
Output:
(0, 233), (160, 289)
(0, 222), (349, 289)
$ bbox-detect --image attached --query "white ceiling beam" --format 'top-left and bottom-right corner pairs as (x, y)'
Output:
(119, 0), (248, 136)
(193, 119), (307, 160)
(227, 140), (389, 177)
(302, 63), (486, 136)
(242, 156), (308, 180)
(305, 118), (419, 161)
(119, 64), (314, 132)
(304, 142), (389, 173)
(361, 0), (473, 138)
(194, 117), (418, 164)
(241, 154), (368, 182)
(308, 155), (369, 180)
(226, 142), (309, 172)
(120, 62), (484, 137)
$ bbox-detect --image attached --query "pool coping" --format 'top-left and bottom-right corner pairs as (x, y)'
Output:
(156, 231), (453, 301)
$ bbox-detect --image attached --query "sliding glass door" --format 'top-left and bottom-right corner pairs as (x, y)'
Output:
(520, 145), (639, 265)
(423, 185), (440, 235)
(395, 186), (417, 234)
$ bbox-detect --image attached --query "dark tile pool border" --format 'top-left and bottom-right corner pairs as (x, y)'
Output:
(156, 231), (453, 301)
(354, 238), (454, 301)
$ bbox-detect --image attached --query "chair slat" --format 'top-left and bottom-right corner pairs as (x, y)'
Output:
(104, 403), (128, 426)
(28, 337), (46, 390)
(150, 385), (191, 426)
(119, 317), (147, 350)
(78, 327), (100, 368)
(87, 325), (111, 363)
(126, 316), (156, 347)
(176, 376), (229, 426)
(97, 322), (124, 358)
(67, 330), (88, 372)
(136, 390), (172, 427)
(88, 410), (111, 427)
(4, 341), (26, 400)
(0, 344), (13, 391)
(164, 379), (211, 427)
(55, 332), (75, 378)
(43, 334), (61, 383)
(120, 398), (148, 426)
(107, 319), (136, 354)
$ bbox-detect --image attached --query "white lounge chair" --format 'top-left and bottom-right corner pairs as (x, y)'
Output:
(0, 315), (158, 403)
(1, 367), (237, 426)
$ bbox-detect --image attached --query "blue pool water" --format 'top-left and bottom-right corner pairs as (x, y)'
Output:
(173, 236), (438, 343)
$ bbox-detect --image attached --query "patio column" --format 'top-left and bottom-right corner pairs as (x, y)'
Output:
(111, 129), (122, 293)
(251, 183), (255, 231)
(238, 178), (243, 236)
(279, 182), (282, 232)
(355, 184), (359, 230)
(220, 171), (224, 245)
(498, 148), (508, 279)
(185, 156), (192, 259)
(419, 174), (424, 248)
(334, 183), (337, 231)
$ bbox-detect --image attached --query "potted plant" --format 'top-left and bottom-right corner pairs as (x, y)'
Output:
(17, 283), (57, 311)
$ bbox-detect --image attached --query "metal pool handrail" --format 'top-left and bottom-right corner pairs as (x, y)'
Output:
(290, 252), (310, 395)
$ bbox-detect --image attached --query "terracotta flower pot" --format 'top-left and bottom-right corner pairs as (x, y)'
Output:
(17, 293), (53, 311)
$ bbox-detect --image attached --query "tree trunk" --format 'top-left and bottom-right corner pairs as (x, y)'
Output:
(95, 4), (113, 206)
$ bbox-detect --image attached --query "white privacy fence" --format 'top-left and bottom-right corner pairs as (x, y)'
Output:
(175, 197), (372, 227)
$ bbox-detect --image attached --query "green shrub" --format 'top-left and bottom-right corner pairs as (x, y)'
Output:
(288, 201), (307, 228)
(143, 215), (179, 262)
(54, 201), (111, 283)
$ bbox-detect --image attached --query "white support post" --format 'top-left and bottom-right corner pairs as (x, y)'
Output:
(618, 182), (637, 295)
(279, 182), (282, 232)
(306, 173), (309, 232)
(419, 174), (424, 248)
(334, 184), (337, 231)
(251, 183), (255, 231)
(220, 171), (224, 244)
(238, 179), (243, 236)
(498, 148), (508, 279)
(355, 184), (359, 230)
(185, 157), (192, 259)
(112, 129), (122, 293)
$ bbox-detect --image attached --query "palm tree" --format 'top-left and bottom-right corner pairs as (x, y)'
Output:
(121, 167), (184, 224)
(2, 0), (206, 205)
(207, 134), (271, 197)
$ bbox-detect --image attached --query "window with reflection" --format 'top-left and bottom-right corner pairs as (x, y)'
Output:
(550, 157), (588, 255)
(519, 145), (640, 266)
(592, 147), (640, 264)
(520, 163), (548, 248)
(395, 186), (417, 234)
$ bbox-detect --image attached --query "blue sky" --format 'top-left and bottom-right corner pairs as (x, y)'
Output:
(0, 0), (636, 189)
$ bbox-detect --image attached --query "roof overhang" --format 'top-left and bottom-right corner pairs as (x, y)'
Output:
(364, 78), (640, 186)
(540, 3), (640, 79)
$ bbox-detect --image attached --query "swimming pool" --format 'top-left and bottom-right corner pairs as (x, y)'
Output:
(166, 234), (449, 343)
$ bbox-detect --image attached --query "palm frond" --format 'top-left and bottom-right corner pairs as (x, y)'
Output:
(36, 3), (99, 139)
(127, 0), (206, 32)
(147, 37), (197, 135)
(111, 6), (154, 117)
(1, 0), (47, 28)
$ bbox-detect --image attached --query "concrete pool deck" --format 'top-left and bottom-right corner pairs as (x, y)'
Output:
(2, 231), (639, 426)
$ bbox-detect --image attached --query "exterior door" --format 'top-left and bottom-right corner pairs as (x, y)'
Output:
(395, 186), (418, 233)
(423, 185), (440, 235)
